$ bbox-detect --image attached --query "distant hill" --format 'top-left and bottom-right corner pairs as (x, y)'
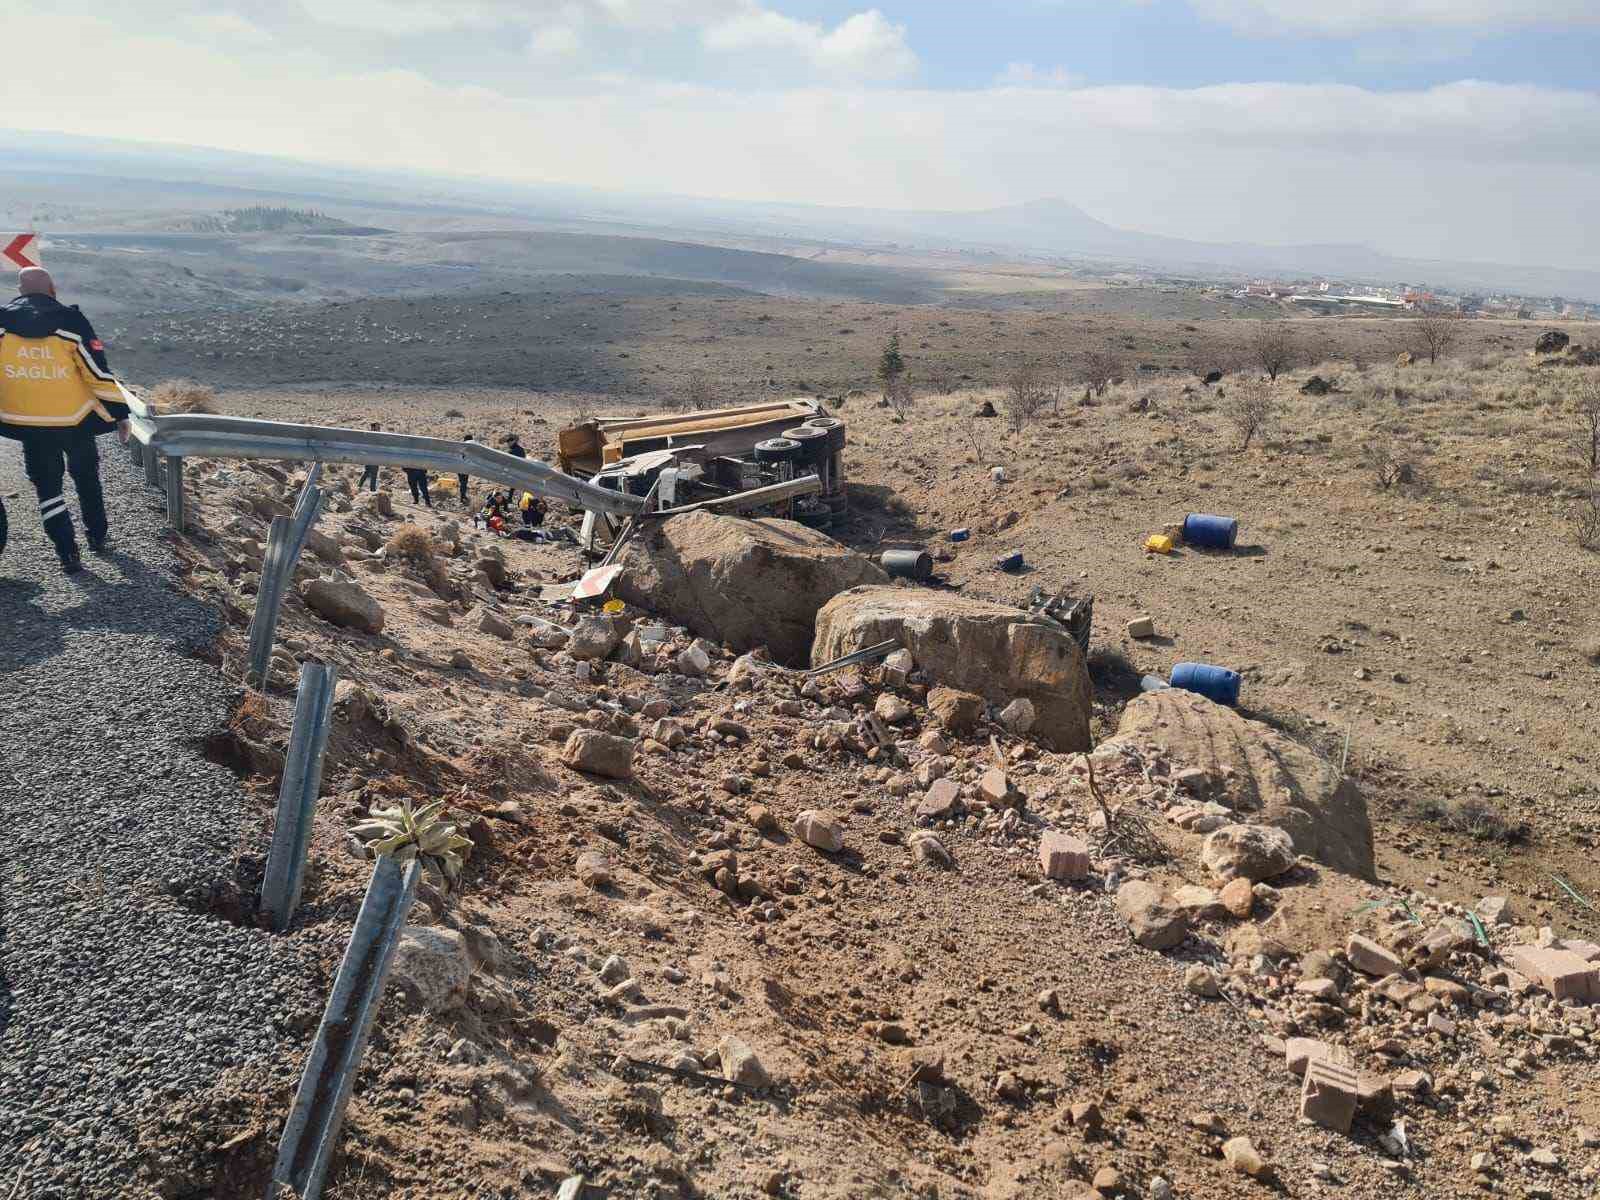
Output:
(5, 127), (1599, 302)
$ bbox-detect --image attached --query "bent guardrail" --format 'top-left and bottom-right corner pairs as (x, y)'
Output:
(120, 385), (644, 519)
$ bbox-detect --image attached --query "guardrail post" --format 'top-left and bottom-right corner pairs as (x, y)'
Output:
(259, 661), (339, 932)
(245, 469), (326, 688)
(128, 440), (143, 468)
(144, 444), (162, 489)
(166, 455), (186, 531)
(268, 854), (421, 1200)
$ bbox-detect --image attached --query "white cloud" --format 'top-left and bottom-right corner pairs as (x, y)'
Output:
(702, 8), (916, 78)
(8, 2), (1600, 268)
(184, 10), (276, 43)
(995, 62), (1080, 88)
(1186, 0), (1600, 35)
(528, 23), (583, 56)
(304, 0), (532, 34)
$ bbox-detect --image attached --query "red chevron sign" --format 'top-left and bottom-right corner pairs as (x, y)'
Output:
(2, 234), (41, 270)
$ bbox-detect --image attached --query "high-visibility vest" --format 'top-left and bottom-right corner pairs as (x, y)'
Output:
(0, 328), (126, 429)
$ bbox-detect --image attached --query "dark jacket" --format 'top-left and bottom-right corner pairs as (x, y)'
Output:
(0, 294), (127, 437)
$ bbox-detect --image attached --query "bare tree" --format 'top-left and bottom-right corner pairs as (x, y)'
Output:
(884, 373), (915, 423)
(1224, 377), (1275, 449)
(1575, 372), (1600, 475)
(1080, 348), (1122, 398)
(1251, 322), (1299, 382)
(1413, 313), (1462, 365)
(1575, 484), (1600, 551)
(1004, 359), (1052, 433)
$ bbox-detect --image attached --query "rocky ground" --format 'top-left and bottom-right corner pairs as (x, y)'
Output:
(103, 385), (1599, 1199)
(7, 270), (1599, 1199)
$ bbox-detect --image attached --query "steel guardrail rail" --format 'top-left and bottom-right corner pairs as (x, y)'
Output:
(118, 383), (644, 518)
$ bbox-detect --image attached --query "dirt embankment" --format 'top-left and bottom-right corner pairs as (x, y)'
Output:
(133, 363), (1600, 1199)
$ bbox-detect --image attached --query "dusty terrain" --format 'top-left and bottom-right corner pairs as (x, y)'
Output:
(97, 289), (1600, 1200)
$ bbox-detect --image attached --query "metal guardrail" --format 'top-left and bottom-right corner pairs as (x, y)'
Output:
(245, 468), (326, 687)
(259, 661), (339, 933)
(268, 854), (421, 1200)
(120, 384), (643, 519)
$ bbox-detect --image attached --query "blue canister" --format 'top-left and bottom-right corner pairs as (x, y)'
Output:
(950, 528), (971, 542)
(1183, 512), (1239, 550)
(995, 550), (1024, 572)
(1170, 662), (1242, 706)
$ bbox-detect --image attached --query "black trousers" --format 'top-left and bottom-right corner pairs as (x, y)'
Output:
(404, 469), (432, 507)
(359, 465), (380, 492)
(22, 430), (107, 558)
(457, 474), (469, 505)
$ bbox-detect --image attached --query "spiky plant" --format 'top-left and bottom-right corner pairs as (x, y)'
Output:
(351, 799), (473, 885)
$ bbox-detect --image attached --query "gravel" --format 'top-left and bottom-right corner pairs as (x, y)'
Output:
(0, 443), (317, 1197)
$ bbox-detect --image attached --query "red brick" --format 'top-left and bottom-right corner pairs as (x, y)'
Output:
(1506, 945), (1599, 1004)
(1301, 1057), (1360, 1133)
(1039, 831), (1091, 881)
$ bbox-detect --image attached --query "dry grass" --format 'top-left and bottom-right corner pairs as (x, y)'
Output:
(385, 523), (438, 565)
(150, 378), (218, 414)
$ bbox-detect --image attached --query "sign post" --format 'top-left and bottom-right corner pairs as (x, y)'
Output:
(1, 234), (41, 270)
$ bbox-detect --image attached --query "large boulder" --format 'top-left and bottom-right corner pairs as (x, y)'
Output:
(302, 576), (386, 634)
(1101, 689), (1374, 880)
(1534, 329), (1570, 355)
(812, 587), (1093, 751)
(614, 512), (887, 666)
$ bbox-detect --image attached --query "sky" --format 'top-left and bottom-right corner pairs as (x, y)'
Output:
(6, 0), (1600, 267)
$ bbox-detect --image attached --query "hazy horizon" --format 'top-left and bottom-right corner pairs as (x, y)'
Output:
(8, 1), (1600, 271)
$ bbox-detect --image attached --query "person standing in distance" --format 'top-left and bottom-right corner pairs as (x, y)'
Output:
(0, 267), (129, 574)
(359, 423), (382, 492)
(458, 432), (475, 508)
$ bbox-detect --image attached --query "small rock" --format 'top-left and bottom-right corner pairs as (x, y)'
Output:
(1126, 616), (1156, 640)
(302, 576), (386, 633)
(874, 693), (913, 724)
(575, 850), (613, 889)
(918, 777), (962, 821)
(996, 697), (1036, 734)
(1114, 881), (1190, 951)
(675, 643), (711, 677)
(475, 608), (514, 640)
(794, 809), (845, 853)
(1222, 1135), (1270, 1179)
(1201, 822), (1296, 882)
(1219, 876), (1255, 918)
(568, 617), (622, 661)
(717, 1036), (772, 1088)
(928, 686), (984, 735)
(563, 730), (636, 780)
(1184, 964), (1221, 997)
(1346, 934), (1404, 977)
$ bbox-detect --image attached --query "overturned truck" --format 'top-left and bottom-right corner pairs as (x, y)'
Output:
(557, 398), (849, 535)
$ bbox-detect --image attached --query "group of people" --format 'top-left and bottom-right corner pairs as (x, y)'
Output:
(0, 267), (128, 574)
(0, 266), (564, 573)
(357, 427), (537, 519)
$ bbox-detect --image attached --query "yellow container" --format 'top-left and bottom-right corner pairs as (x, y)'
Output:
(1144, 534), (1174, 554)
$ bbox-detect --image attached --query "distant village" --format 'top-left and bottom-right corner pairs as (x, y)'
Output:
(1235, 278), (1598, 320)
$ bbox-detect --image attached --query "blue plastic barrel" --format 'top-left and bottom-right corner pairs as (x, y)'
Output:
(1170, 662), (1242, 706)
(995, 550), (1024, 572)
(950, 527), (971, 542)
(1183, 512), (1238, 550)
